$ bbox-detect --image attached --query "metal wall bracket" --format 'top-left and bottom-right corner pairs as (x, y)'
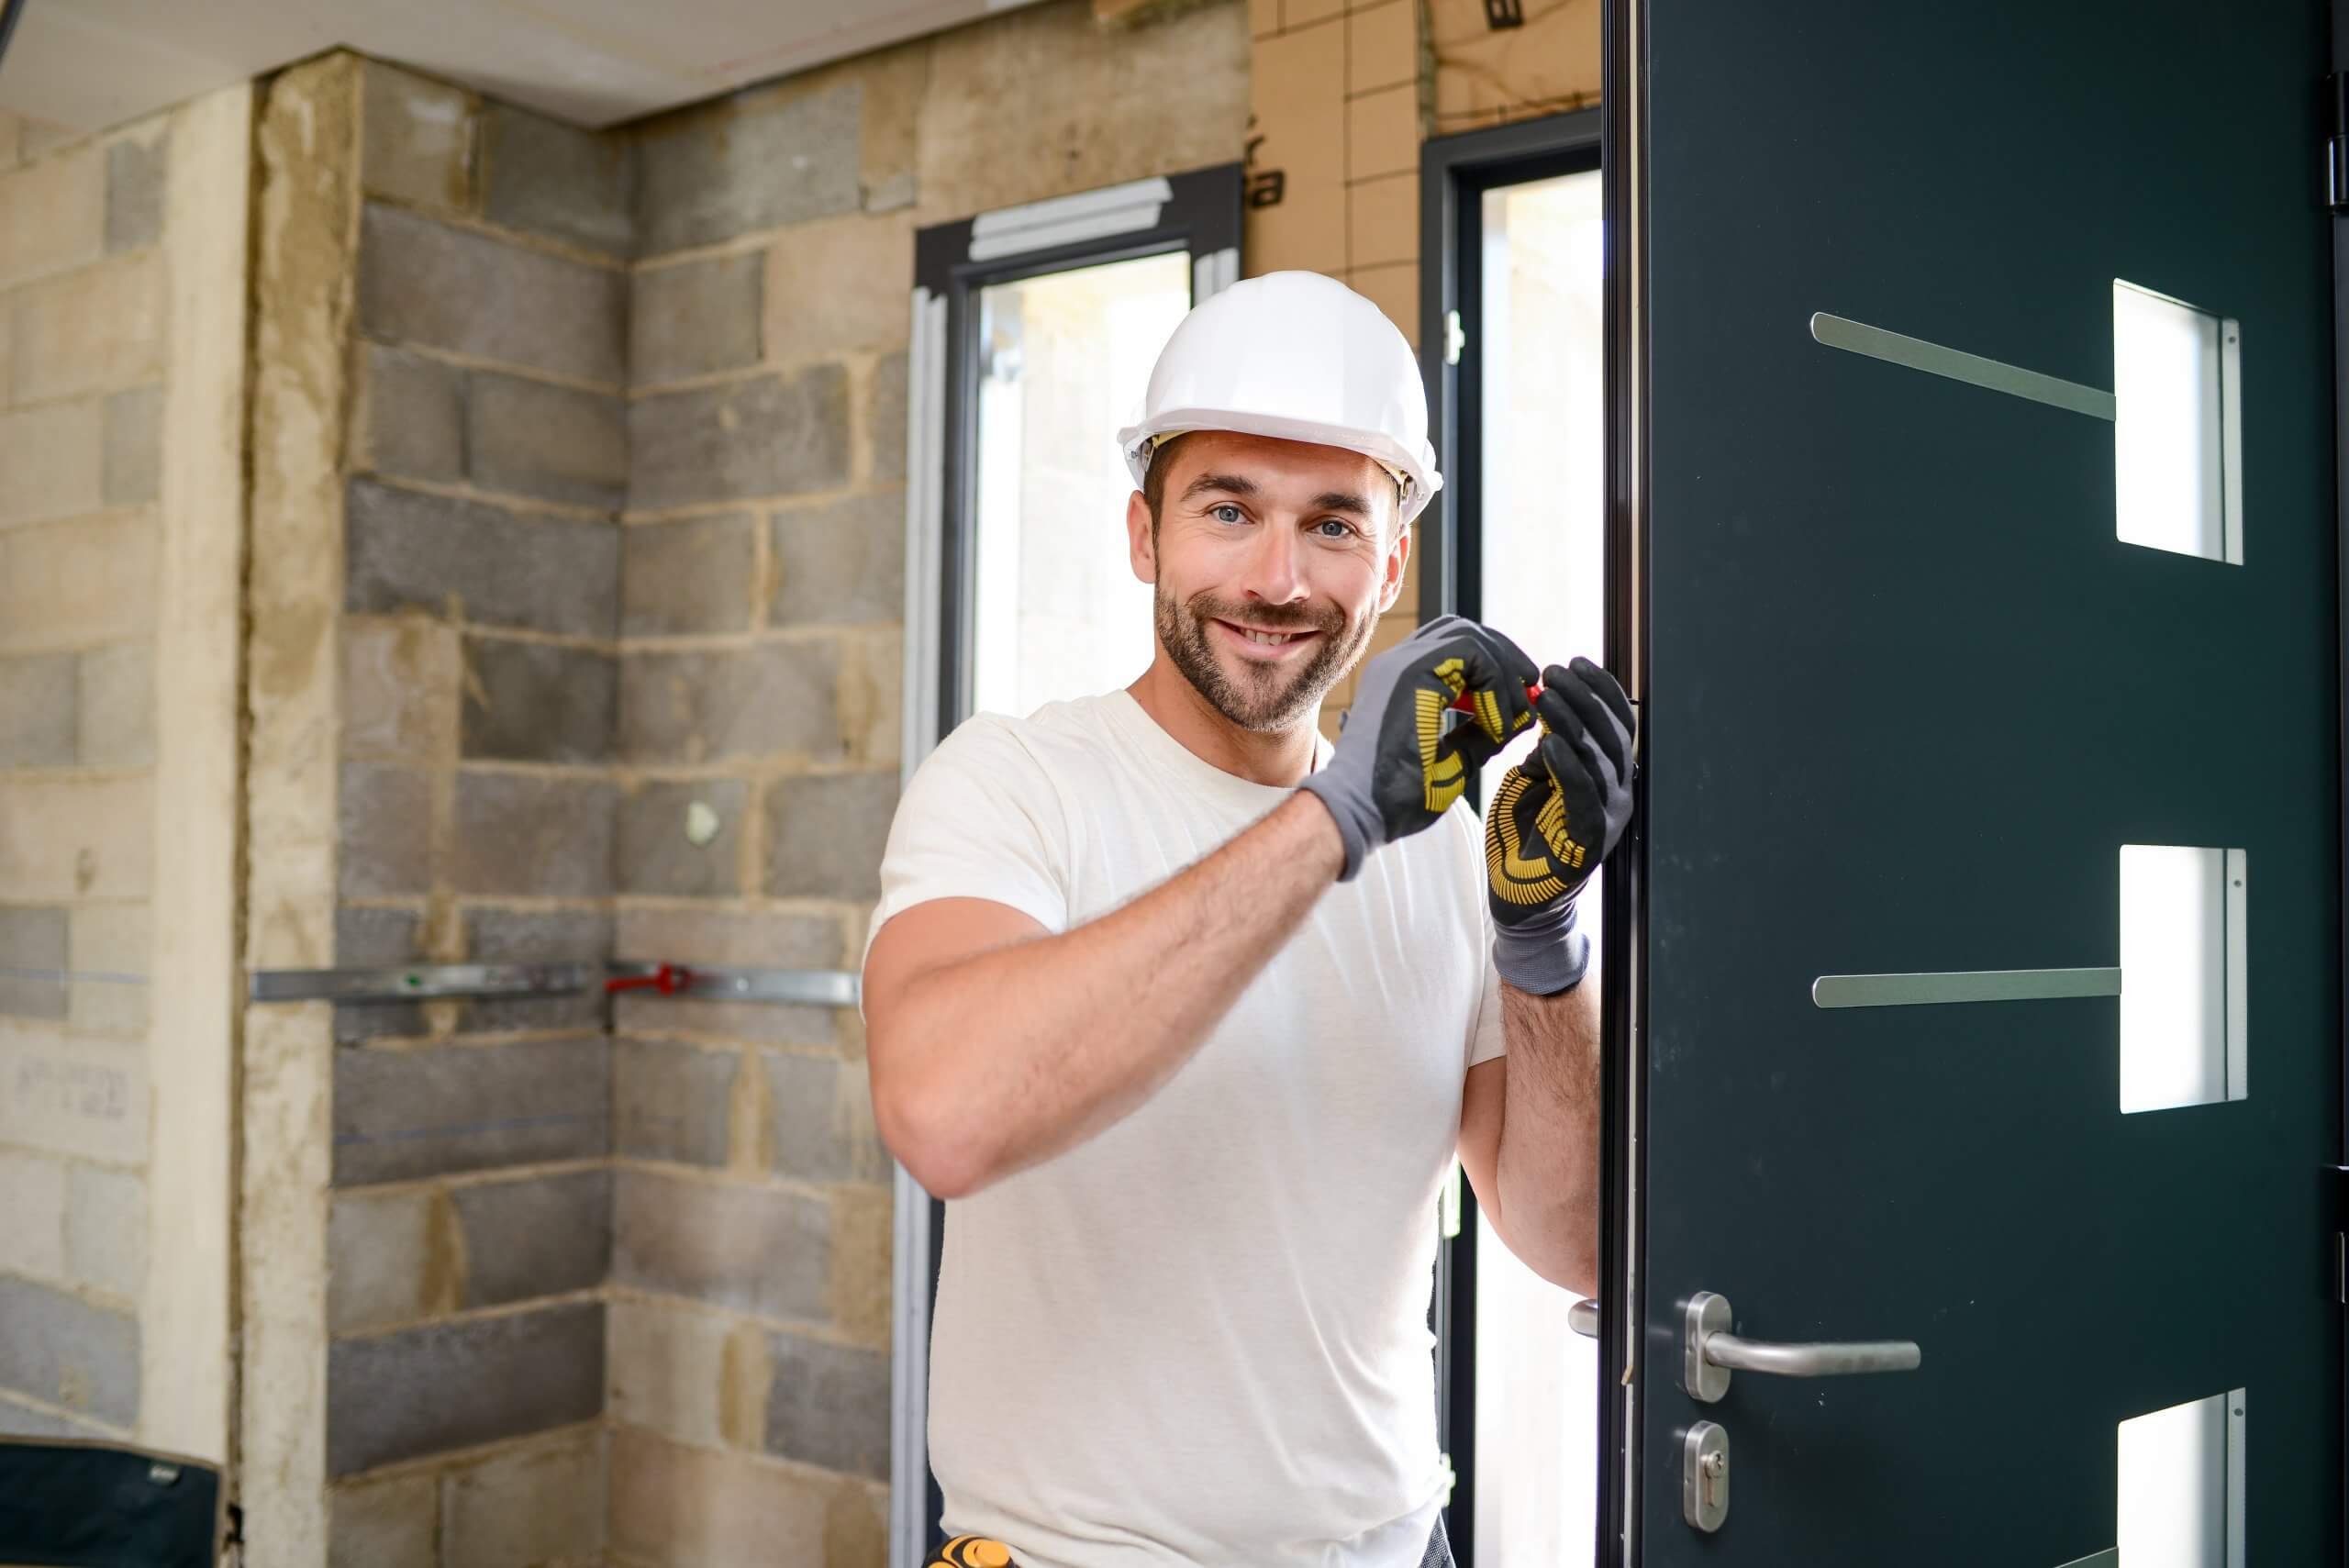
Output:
(248, 961), (861, 1008)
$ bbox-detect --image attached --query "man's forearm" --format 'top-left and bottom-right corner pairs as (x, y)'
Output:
(880, 792), (1343, 1196)
(1492, 976), (1603, 1295)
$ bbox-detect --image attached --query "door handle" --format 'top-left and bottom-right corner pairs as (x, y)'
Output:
(1567, 1297), (1599, 1339)
(1684, 1290), (1920, 1404)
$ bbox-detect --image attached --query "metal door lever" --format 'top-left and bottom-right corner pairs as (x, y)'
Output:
(1567, 1298), (1598, 1339)
(1684, 1290), (1920, 1403)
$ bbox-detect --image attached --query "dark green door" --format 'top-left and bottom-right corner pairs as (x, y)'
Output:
(1629, 1), (2342, 1561)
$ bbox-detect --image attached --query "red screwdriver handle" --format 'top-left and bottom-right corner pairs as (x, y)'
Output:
(1449, 681), (1543, 715)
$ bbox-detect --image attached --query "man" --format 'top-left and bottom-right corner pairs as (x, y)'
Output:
(863, 271), (1637, 1568)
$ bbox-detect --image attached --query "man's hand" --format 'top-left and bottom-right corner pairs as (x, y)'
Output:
(1483, 657), (1636, 994)
(1301, 614), (1540, 881)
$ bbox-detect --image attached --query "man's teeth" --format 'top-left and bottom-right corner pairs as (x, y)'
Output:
(1240, 627), (1300, 645)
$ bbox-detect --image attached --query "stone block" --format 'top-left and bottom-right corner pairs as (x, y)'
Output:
(345, 479), (619, 639)
(0, 906), (67, 1019)
(68, 902), (149, 1037)
(618, 639), (840, 766)
(763, 773), (896, 901)
(358, 204), (625, 386)
(328, 1473), (437, 1568)
(333, 906), (427, 1046)
(460, 906), (612, 1034)
(0, 400), (102, 528)
(482, 105), (632, 257)
(442, 1429), (608, 1568)
(628, 365), (851, 512)
(770, 490), (903, 627)
(350, 345), (464, 485)
(450, 772), (615, 898)
(325, 1300), (604, 1476)
(465, 373), (628, 509)
(0, 653), (76, 766)
(332, 1035), (610, 1185)
(866, 352), (907, 484)
(104, 135), (165, 252)
(829, 1184), (892, 1350)
(340, 614), (460, 760)
(631, 252), (762, 387)
(762, 210), (911, 363)
(458, 636), (615, 765)
(764, 1330), (888, 1479)
(614, 1039), (738, 1167)
(8, 252), (164, 402)
(361, 61), (474, 213)
(0, 145), (102, 287)
(74, 639), (153, 767)
(852, 41), (924, 213)
(0, 1033), (150, 1164)
(612, 905), (841, 1047)
(607, 1428), (833, 1568)
(610, 1169), (829, 1321)
(451, 1169), (611, 1308)
(0, 1274), (138, 1426)
(99, 386), (161, 506)
(632, 82), (863, 255)
(338, 761), (432, 899)
(765, 1052), (889, 1185)
(615, 777), (746, 898)
(327, 1185), (445, 1332)
(0, 1151), (65, 1281)
(606, 1293), (726, 1448)
(63, 1165), (144, 1301)
(836, 628), (899, 770)
(0, 774), (151, 901)
(619, 514), (756, 638)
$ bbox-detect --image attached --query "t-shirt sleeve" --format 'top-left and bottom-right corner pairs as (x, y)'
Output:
(1467, 889), (1508, 1069)
(861, 715), (1071, 980)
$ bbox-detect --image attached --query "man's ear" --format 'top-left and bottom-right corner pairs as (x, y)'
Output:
(1376, 519), (1412, 613)
(1127, 491), (1158, 584)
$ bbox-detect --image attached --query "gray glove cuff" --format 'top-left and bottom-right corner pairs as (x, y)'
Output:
(1493, 899), (1590, 995)
(1296, 775), (1379, 882)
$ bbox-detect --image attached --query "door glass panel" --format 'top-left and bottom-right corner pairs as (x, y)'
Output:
(971, 253), (1192, 718)
(2118, 1388), (2246, 1567)
(2119, 845), (2247, 1113)
(1471, 163), (1604, 1566)
(2113, 281), (2242, 564)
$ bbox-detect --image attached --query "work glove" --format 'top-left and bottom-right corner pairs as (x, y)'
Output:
(1484, 658), (1636, 995)
(1300, 615), (1539, 881)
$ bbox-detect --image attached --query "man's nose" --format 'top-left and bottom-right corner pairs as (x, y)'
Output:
(1238, 520), (1307, 606)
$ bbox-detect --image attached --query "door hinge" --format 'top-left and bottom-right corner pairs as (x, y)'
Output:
(2327, 74), (2349, 212)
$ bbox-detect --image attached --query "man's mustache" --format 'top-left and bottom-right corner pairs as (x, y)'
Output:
(1184, 594), (1342, 636)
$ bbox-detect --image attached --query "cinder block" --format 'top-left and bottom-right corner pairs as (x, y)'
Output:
(0, 1033), (150, 1164)
(610, 1169), (829, 1321)
(327, 1185), (444, 1332)
(615, 777), (746, 898)
(99, 386), (162, 506)
(325, 1300), (604, 1476)
(763, 773), (896, 901)
(631, 252), (763, 387)
(608, 1428), (837, 1567)
(9, 252), (164, 403)
(866, 352), (907, 484)
(619, 514), (757, 638)
(340, 614), (460, 760)
(628, 366), (852, 513)
(328, 1473), (437, 1568)
(614, 1039), (738, 1167)
(465, 373), (628, 509)
(0, 774), (152, 901)
(441, 1428), (608, 1568)
(332, 906), (427, 1046)
(606, 1293), (726, 1448)
(332, 1035), (610, 1184)
(837, 626), (900, 771)
(770, 491), (904, 627)
(0, 400), (103, 528)
(854, 43), (924, 216)
(103, 136), (166, 252)
(74, 639), (152, 767)
(460, 906), (612, 1035)
(618, 640), (841, 765)
(764, 1051), (889, 1184)
(632, 83), (863, 256)
(611, 905), (842, 1047)
(0, 653), (76, 767)
(763, 1329), (887, 1480)
(451, 1169), (611, 1308)
(63, 1164), (144, 1300)
(350, 345), (464, 485)
(0, 145), (102, 287)
(0, 1151), (66, 1281)
(829, 1183), (892, 1349)
(345, 479), (620, 639)
(761, 210), (912, 363)
(482, 105), (633, 258)
(68, 902), (148, 1037)
(458, 636), (615, 765)
(450, 772), (616, 898)
(358, 204), (625, 386)
(337, 762), (432, 899)
(360, 61), (474, 214)
(0, 1274), (138, 1426)
(0, 906), (68, 1019)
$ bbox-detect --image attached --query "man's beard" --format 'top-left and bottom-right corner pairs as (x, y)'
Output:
(1153, 584), (1375, 734)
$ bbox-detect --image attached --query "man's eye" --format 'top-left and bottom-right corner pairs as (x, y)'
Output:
(1314, 518), (1356, 539)
(1212, 504), (1246, 524)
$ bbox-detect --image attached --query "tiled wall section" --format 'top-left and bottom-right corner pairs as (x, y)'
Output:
(0, 105), (169, 1442)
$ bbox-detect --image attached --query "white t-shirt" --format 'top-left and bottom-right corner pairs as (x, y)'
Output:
(863, 690), (1506, 1568)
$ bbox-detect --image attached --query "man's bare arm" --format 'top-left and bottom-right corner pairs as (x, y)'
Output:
(864, 792), (1342, 1199)
(1457, 978), (1602, 1296)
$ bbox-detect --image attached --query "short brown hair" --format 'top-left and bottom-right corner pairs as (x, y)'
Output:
(1141, 432), (1193, 531)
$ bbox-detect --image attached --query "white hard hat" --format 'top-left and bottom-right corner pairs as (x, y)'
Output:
(1115, 270), (1442, 528)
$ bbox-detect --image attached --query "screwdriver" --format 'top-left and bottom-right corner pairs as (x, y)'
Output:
(1448, 682), (1543, 715)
